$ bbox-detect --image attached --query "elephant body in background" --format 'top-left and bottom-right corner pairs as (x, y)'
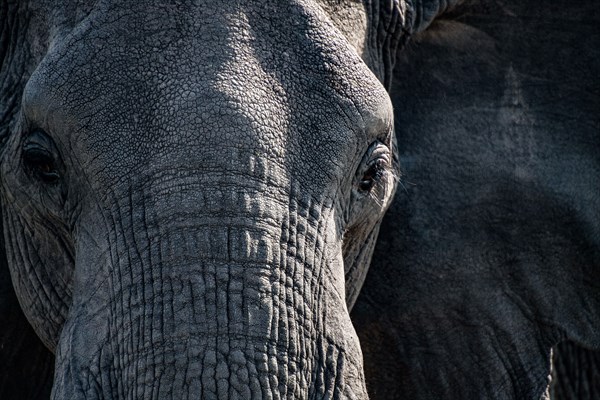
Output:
(0, 0), (599, 399)
(353, 0), (600, 399)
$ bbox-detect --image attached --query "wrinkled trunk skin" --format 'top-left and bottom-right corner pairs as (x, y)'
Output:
(51, 176), (366, 399)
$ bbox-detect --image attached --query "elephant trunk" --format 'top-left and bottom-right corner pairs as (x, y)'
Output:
(51, 180), (367, 399)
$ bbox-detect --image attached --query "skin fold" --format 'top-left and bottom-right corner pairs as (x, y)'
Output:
(1, 0), (597, 399)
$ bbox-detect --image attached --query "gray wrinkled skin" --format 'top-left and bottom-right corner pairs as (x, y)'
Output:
(0, 0), (426, 398)
(353, 0), (600, 399)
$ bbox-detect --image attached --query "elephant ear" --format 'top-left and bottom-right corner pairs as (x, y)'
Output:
(318, 0), (411, 89)
(322, 1), (466, 89)
(355, 0), (600, 398)
(362, 0), (467, 89)
(361, 0), (414, 89)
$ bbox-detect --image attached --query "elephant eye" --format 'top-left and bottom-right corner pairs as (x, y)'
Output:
(22, 130), (61, 184)
(357, 141), (391, 194)
(358, 159), (386, 192)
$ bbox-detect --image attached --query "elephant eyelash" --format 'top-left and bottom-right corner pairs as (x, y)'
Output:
(23, 149), (59, 182)
(22, 132), (61, 184)
(358, 159), (387, 192)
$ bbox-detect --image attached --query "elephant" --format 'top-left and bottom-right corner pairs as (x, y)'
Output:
(352, 0), (600, 399)
(1, 0), (598, 399)
(0, 0), (455, 398)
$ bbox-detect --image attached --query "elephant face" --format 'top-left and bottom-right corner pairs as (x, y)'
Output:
(0, 1), (407, 398)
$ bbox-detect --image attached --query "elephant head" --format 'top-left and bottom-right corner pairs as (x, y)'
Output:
(0, 0), (454, 398)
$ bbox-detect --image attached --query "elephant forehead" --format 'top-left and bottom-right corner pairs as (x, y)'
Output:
(23, 0), (389, 188)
